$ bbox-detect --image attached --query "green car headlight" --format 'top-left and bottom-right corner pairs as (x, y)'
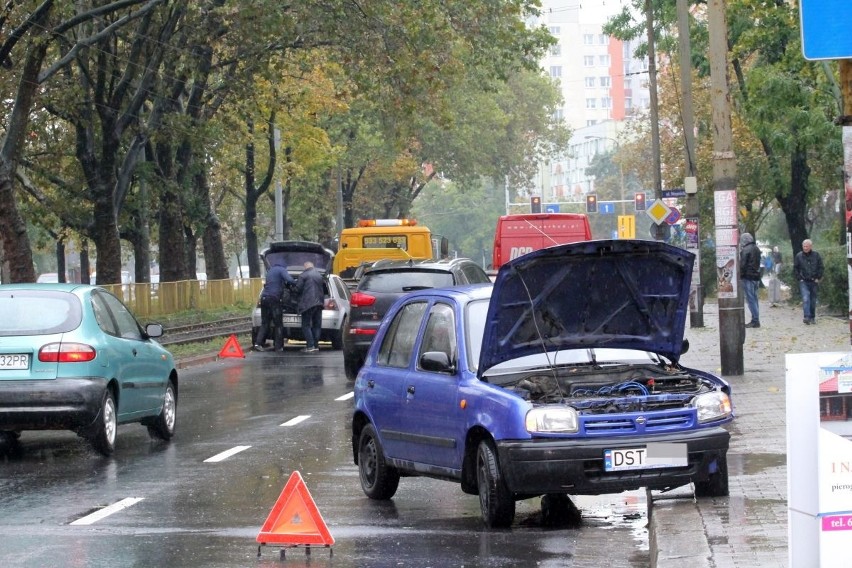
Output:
(691, 391), (732, 423)
(525, 407), (579, 434)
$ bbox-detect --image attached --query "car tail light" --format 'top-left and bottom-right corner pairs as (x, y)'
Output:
(39, 342), (97, 363)
(324, 298), (338, 310)
(348, 327), (377, 336)
(350, 292), (376, 307)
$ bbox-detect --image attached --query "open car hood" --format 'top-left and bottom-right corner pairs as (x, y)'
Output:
(479, 239), (695, 374)
(261, 241), (333, 274)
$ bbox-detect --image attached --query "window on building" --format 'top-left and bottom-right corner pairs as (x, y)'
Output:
(550, 66), (562, 78)
(584, 55), (594, 67)
(600, 77), (611, 87)
(549, 26), (561, 36)
(584, 34), (594, 45)
(552, 108), (564, 121)
(599, 55), (610, 66)
(586, 98), (596, 109)
(550, 44), (561, 56)
(601, 97), (612, 109)
(599, 35), (608, 44)
(587, 120), (597, 126)
(585, 77), (596, 88)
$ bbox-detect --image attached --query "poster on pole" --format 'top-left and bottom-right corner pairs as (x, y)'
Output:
(714, 245), (737, 299)
(842, 126), (852, 342)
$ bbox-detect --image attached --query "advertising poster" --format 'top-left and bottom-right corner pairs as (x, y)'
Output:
(715, 245), (737, 299)
(787, 352), (852, 567)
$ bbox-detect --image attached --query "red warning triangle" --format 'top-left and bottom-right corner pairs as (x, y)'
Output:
(256, 471), (334, 546)
(218, 334), (245, 359)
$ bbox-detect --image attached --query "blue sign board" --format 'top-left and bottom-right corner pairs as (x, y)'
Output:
(800, 0), (852, 60)
(545, 203), (559, 213)
(599, 202), (615, 215)
(661, 188), (686, 198)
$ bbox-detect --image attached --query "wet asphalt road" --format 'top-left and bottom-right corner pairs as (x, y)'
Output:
(0, 347), (649, 568)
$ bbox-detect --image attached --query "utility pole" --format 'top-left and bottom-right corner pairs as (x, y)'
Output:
(708, 0), (743, 375)
(644, 0), (665, 241)
(841, 60), (852, 345)
(676, 0), (704, 328)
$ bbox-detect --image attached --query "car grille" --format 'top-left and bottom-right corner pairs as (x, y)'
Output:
(581, 410), (694, 435)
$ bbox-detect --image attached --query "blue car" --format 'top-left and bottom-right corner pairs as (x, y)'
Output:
(352, 240), (733, 527)
(0, 284), (177, 455)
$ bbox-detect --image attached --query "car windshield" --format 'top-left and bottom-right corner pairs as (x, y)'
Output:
(360, 270), (455, 293)
(0, 290), (83, 335)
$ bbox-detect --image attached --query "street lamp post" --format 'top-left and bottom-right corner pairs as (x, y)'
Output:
(585, 135), (625, 214)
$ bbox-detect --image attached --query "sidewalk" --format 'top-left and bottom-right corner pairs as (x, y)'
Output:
(650, 300), (850, 567)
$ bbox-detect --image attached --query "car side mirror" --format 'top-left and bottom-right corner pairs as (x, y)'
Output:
(420, 351), (455, 374)
(681, 338), (689, 355)
(145, 323), (164, 339)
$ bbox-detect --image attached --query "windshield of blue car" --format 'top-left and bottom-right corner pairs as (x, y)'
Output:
(0, 290), (83, 335)
(359, 270), (455, 293)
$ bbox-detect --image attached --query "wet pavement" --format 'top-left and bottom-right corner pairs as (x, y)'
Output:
(650, 299), (849, 567)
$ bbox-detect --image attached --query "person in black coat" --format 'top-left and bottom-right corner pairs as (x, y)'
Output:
(794, 239), (824, 325)
(740, 233), (761, 328)
(295, 261), (325, 352)
(254, 263), (296, 351)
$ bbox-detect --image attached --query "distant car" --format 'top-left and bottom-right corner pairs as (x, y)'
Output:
(0, 284), (177, 455)
(342, 257), (491, 380)
(251, 241), (351, 350)
(352, 240), (733, 527)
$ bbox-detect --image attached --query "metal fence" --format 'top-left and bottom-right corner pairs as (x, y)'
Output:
(99, 278), (264, 318)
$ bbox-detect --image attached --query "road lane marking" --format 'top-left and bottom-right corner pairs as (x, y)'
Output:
(204, 445), (251, 463)
(281, 415), (310, 426)
(70, 497), (144, 525)
(336, 392), (354, 401)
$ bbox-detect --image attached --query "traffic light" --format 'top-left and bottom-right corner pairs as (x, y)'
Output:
(634, 192), (646, 211)
(530, 195), (541, 213)
(585, 194), (597, 213)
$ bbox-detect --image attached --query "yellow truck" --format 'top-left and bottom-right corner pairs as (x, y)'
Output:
(333, 219), (447, 280)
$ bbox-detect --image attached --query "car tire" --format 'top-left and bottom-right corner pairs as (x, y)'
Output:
(358, 423), (399, 500)
(695, 453), (729, 497)
(147, 379), (177, 441)
(331, 319), (345, 350)
(88, 389), (117, 456)
(344, 352), (362, 381)
(476, 439), (515, 528)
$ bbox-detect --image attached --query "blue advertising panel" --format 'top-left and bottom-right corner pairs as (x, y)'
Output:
(800, 0), (852, 60)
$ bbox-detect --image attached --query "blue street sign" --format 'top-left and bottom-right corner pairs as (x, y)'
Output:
(545, 204), (559, 213)
(800, 0), (852, 60)
(661, 188), (686, 198)
(599, 202), (615, 215)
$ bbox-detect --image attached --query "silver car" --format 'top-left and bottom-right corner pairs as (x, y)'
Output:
(251, 241), (351, 350)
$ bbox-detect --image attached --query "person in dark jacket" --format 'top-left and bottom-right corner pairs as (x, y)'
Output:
(295, 261), (325, 352)
(794, 239), (824, 325)
(254, 262), (296, 351)
(740, 233), (762, 328)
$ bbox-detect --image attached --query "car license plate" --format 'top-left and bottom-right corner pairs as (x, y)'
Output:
(604, 443), (687, 472)
(0, 354), (30, 370)
(282, 315), (301, 325)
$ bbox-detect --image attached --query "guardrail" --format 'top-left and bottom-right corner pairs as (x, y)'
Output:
(99, 278), (264, 318)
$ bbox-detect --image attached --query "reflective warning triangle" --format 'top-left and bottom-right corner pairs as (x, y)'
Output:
(256, 471), (334, 546)
(218, 334), (245, 359)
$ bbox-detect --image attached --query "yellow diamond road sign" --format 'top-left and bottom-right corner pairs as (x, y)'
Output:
(646, 199), (671, 225)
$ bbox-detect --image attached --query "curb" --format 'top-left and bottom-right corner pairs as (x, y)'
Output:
(175, 352), (220, 369)
(648, 487), (711, 568)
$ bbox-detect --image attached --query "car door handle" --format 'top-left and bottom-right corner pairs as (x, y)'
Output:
(407, 385), (415, 395)
(367, 380), (375, 388)
(132, 348), (138, 356)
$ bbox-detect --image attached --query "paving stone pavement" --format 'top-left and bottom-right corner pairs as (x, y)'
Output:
(650, 299), (850, 568)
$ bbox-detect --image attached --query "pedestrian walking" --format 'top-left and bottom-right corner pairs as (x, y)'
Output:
(768, 245), (783, 307)
(253, 262), (296, 351)
(740, 233), (761, 328)
(295, 261), (325, 352)
(794, 239), (824, 325)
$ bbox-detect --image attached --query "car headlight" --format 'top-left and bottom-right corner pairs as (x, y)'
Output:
(691, 391), (732, 423)
(525, 407), (579, 434)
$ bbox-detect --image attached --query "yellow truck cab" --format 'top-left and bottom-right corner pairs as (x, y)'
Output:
(333, 219), (444, 279)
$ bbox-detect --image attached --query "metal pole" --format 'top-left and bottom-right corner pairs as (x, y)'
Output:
(645, 0), (665, 241)
(274, 127), (283, 241)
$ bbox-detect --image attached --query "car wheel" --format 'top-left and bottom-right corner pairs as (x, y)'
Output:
(147, 379), (177, 441)
(331, 319), (345, 350)
(88, 389), (117, 456)
(695, 453), (729, 497)
(476, 439), (515, 528)
(344, 352), (362, 381)
(358, 423), (399, 500)
(541, 493), (581, 527)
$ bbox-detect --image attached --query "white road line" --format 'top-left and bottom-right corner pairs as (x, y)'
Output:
(70, 497), (144, 526)
(204, 445), (251, 463)
(336, 392), (354, 401)
(280, 414), (311, 426)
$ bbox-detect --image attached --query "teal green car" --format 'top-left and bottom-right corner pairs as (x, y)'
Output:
(0, 284), (177, 455)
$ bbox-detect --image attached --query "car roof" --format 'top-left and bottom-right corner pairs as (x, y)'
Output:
(1, 283), (94, 292)
(365, 257), (476, 273)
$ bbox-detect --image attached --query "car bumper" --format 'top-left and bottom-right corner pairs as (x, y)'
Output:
(495, 427), (730, 496)
(0, 378), (108, 431)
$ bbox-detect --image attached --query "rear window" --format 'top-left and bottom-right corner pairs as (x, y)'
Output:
(359, 270), (455, 293)
(0, 290), (83, 335)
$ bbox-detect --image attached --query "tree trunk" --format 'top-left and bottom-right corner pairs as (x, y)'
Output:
(776, 144), (811, 256)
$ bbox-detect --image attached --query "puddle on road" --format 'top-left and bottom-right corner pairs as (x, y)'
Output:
(728, 452), (786, 475)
